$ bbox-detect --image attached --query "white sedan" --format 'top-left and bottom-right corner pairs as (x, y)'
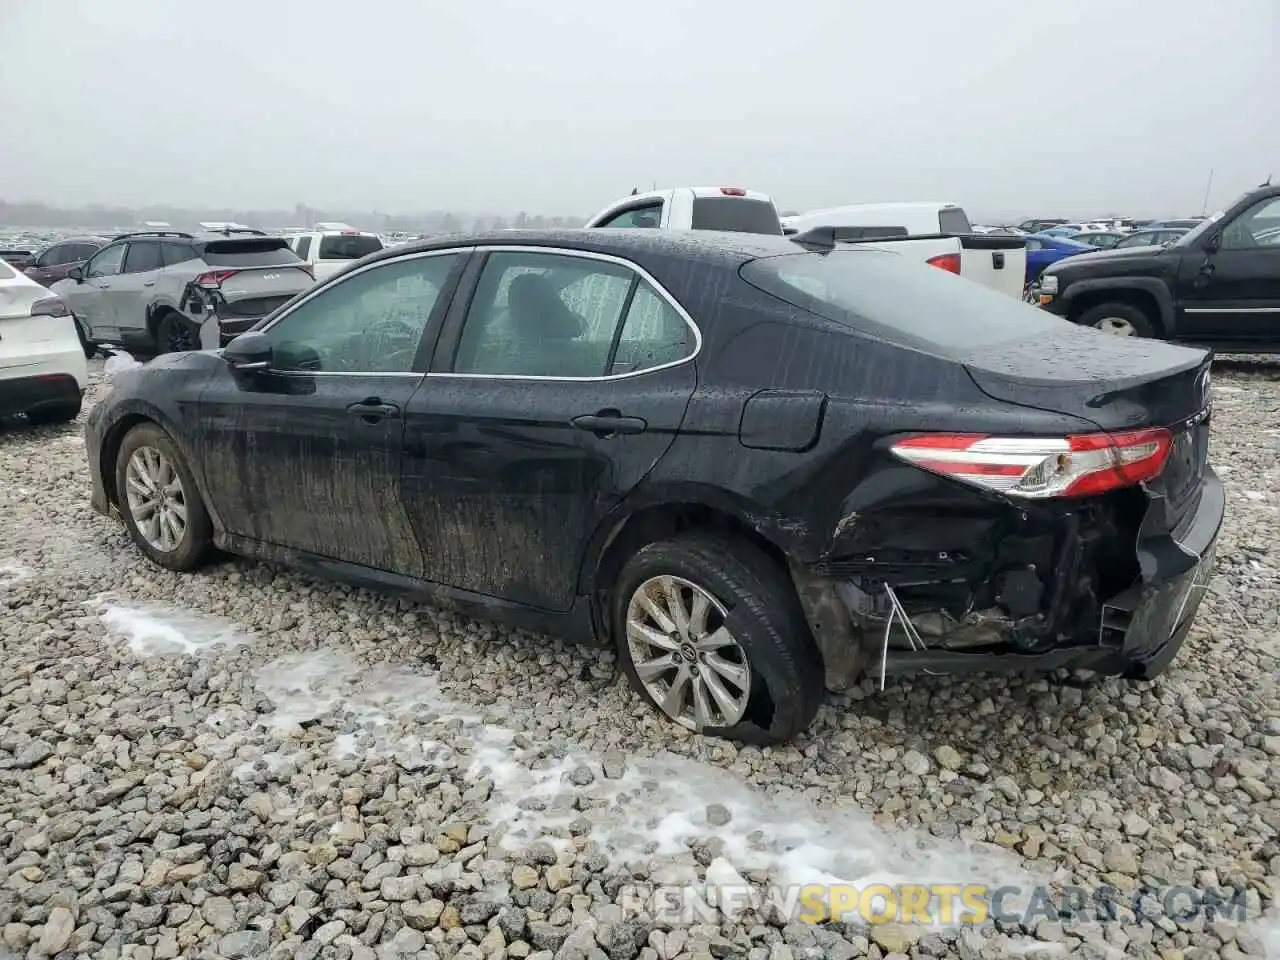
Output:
(0, 258), (88, 423)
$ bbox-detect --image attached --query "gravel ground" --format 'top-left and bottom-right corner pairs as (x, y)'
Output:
(1, 359), (1278, 960)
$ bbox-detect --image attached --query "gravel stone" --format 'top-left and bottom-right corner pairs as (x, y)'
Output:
(0, 359), (1277, 958)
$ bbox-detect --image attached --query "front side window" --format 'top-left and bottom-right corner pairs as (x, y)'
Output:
(1025, 239), (1043, 251)
(598, 204), (662, 229)
(123, 241), (165, 273)
(452, 251), (693, 377)
(295, 235), (313, 259)
(1221, 197), (1280, 249)
(86, 244), (126, 278)
(262, 253), (460, 374)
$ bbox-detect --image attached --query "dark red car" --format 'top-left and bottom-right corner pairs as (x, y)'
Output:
(23, 237), (109, 288)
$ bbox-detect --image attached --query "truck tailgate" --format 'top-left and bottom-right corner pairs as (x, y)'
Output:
(957, 234), (1026, 299)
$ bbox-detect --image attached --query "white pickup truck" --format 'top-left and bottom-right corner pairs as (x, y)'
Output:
(781, 202), (1028, 299)
(284, 227), (384, 282)
(585, 186), (785, 235)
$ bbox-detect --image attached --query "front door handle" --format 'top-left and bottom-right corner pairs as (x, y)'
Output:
(571, 410), (647, 437)
(346, 399), (400, 422)
(143, 280), (156, 287)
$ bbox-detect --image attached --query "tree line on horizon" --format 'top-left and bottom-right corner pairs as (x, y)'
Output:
(0, 200), (586, 233)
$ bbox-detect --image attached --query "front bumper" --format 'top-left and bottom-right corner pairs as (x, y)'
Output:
(84, 405), (112, 518)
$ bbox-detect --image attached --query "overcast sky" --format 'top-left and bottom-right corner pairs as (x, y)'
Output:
(2, 0), (1276, 219)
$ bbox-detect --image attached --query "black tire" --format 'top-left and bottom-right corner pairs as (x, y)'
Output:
(115, 422), (214, 571)
(612, 534), (824, 745)
(1077, 301), (1155, 338)
(155, 311), (200, 355)
(26, 398), (82, 425)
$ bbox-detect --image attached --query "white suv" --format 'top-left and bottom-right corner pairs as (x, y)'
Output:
(0, 259), (88, 424)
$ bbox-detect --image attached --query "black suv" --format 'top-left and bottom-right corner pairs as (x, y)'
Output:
(1038, 184), (1280, 350)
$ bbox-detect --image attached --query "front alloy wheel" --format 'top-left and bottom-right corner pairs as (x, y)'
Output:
(625, 575), (752, 730)
(124, 446), (188, 552)
(114, 422), (214, 571)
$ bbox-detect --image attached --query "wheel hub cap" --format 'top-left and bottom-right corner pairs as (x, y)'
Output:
(625, 575), (752, 731)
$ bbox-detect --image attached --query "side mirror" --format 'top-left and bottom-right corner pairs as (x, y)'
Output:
(1205, 232), (1222, 254)
(68, 266), (84, 282)
(222, 331), (272, 371)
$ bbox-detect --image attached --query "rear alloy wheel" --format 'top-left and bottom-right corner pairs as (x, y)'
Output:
(1078, 302), (1154, 338)
(115, 423), (213, 571)
(156, 311), (200, 355)
(613, 534), (824, 745)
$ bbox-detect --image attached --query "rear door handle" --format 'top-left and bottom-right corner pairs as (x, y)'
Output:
(143, 280), (156, 287)
(571, 410), (647, 437)
(346, 399), (400, 422)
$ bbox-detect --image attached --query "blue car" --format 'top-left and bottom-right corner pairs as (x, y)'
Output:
(1024, 233), (1093, 283)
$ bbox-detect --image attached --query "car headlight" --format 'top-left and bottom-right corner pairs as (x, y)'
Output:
(1039, 274), (1059, 295)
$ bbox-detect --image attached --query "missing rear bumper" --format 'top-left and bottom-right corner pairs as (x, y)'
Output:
(792, 470), (1224, 689)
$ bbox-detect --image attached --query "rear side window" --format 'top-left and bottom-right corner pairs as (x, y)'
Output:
(938, 207), (972, 234)
(202, 239), (303, 267)
(162, 244), (198, 267)
(690, 197), (783, 235)
(123, 241), (165, 273)
(741, 250), (1064, 354)
(452, 251), (693, 377)
(318, 234), (382, 260)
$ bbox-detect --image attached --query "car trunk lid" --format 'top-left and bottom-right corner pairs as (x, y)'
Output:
(962, 326), (1213, 530)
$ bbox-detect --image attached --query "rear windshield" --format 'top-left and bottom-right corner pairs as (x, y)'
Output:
(690, 198), (783, 235)
(938, 207), (973, 234)
(741, 250), (1063, 353)
(318, 234), (383, 260)
(202, 239), (303, 267)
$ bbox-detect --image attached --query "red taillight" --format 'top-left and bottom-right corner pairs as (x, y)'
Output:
(30, 296), (70, 318)
(720, 187), (747, 197)
(341, 230), (360, 235)
(194, 269), (240, 288)
(889, 428), (1173, 499)
(926, 252), (962, 274)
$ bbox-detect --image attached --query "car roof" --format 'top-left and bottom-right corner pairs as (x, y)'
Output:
(359, 228), (810, 269)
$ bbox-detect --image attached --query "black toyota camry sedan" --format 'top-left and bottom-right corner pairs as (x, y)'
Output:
(84, 228), (1223, 744)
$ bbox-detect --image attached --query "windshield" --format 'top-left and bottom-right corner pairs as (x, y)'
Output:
(318, 234), (384, 260)
(203, 239), (304, 267)
(1174, 209), (1225, 247)
(741, 250), (1065, 354)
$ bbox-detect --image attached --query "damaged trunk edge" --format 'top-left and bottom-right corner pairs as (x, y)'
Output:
(788, 487), (1199, 691)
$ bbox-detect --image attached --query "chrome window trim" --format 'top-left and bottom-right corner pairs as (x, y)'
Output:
(425, 244), (702, 383)
(241, 247), (473, 379)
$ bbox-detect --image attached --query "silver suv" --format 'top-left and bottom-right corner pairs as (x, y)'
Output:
(51, 230), (315, 354)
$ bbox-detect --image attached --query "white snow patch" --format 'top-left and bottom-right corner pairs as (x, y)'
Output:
(0, 562), (34, 587)
(102, 349), (142, 379)
(97, 602), (251, 657)
(252, 646), (1035, 929)
(1002, 941), (1067, 956)
(1241, 489), (1268, 501)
